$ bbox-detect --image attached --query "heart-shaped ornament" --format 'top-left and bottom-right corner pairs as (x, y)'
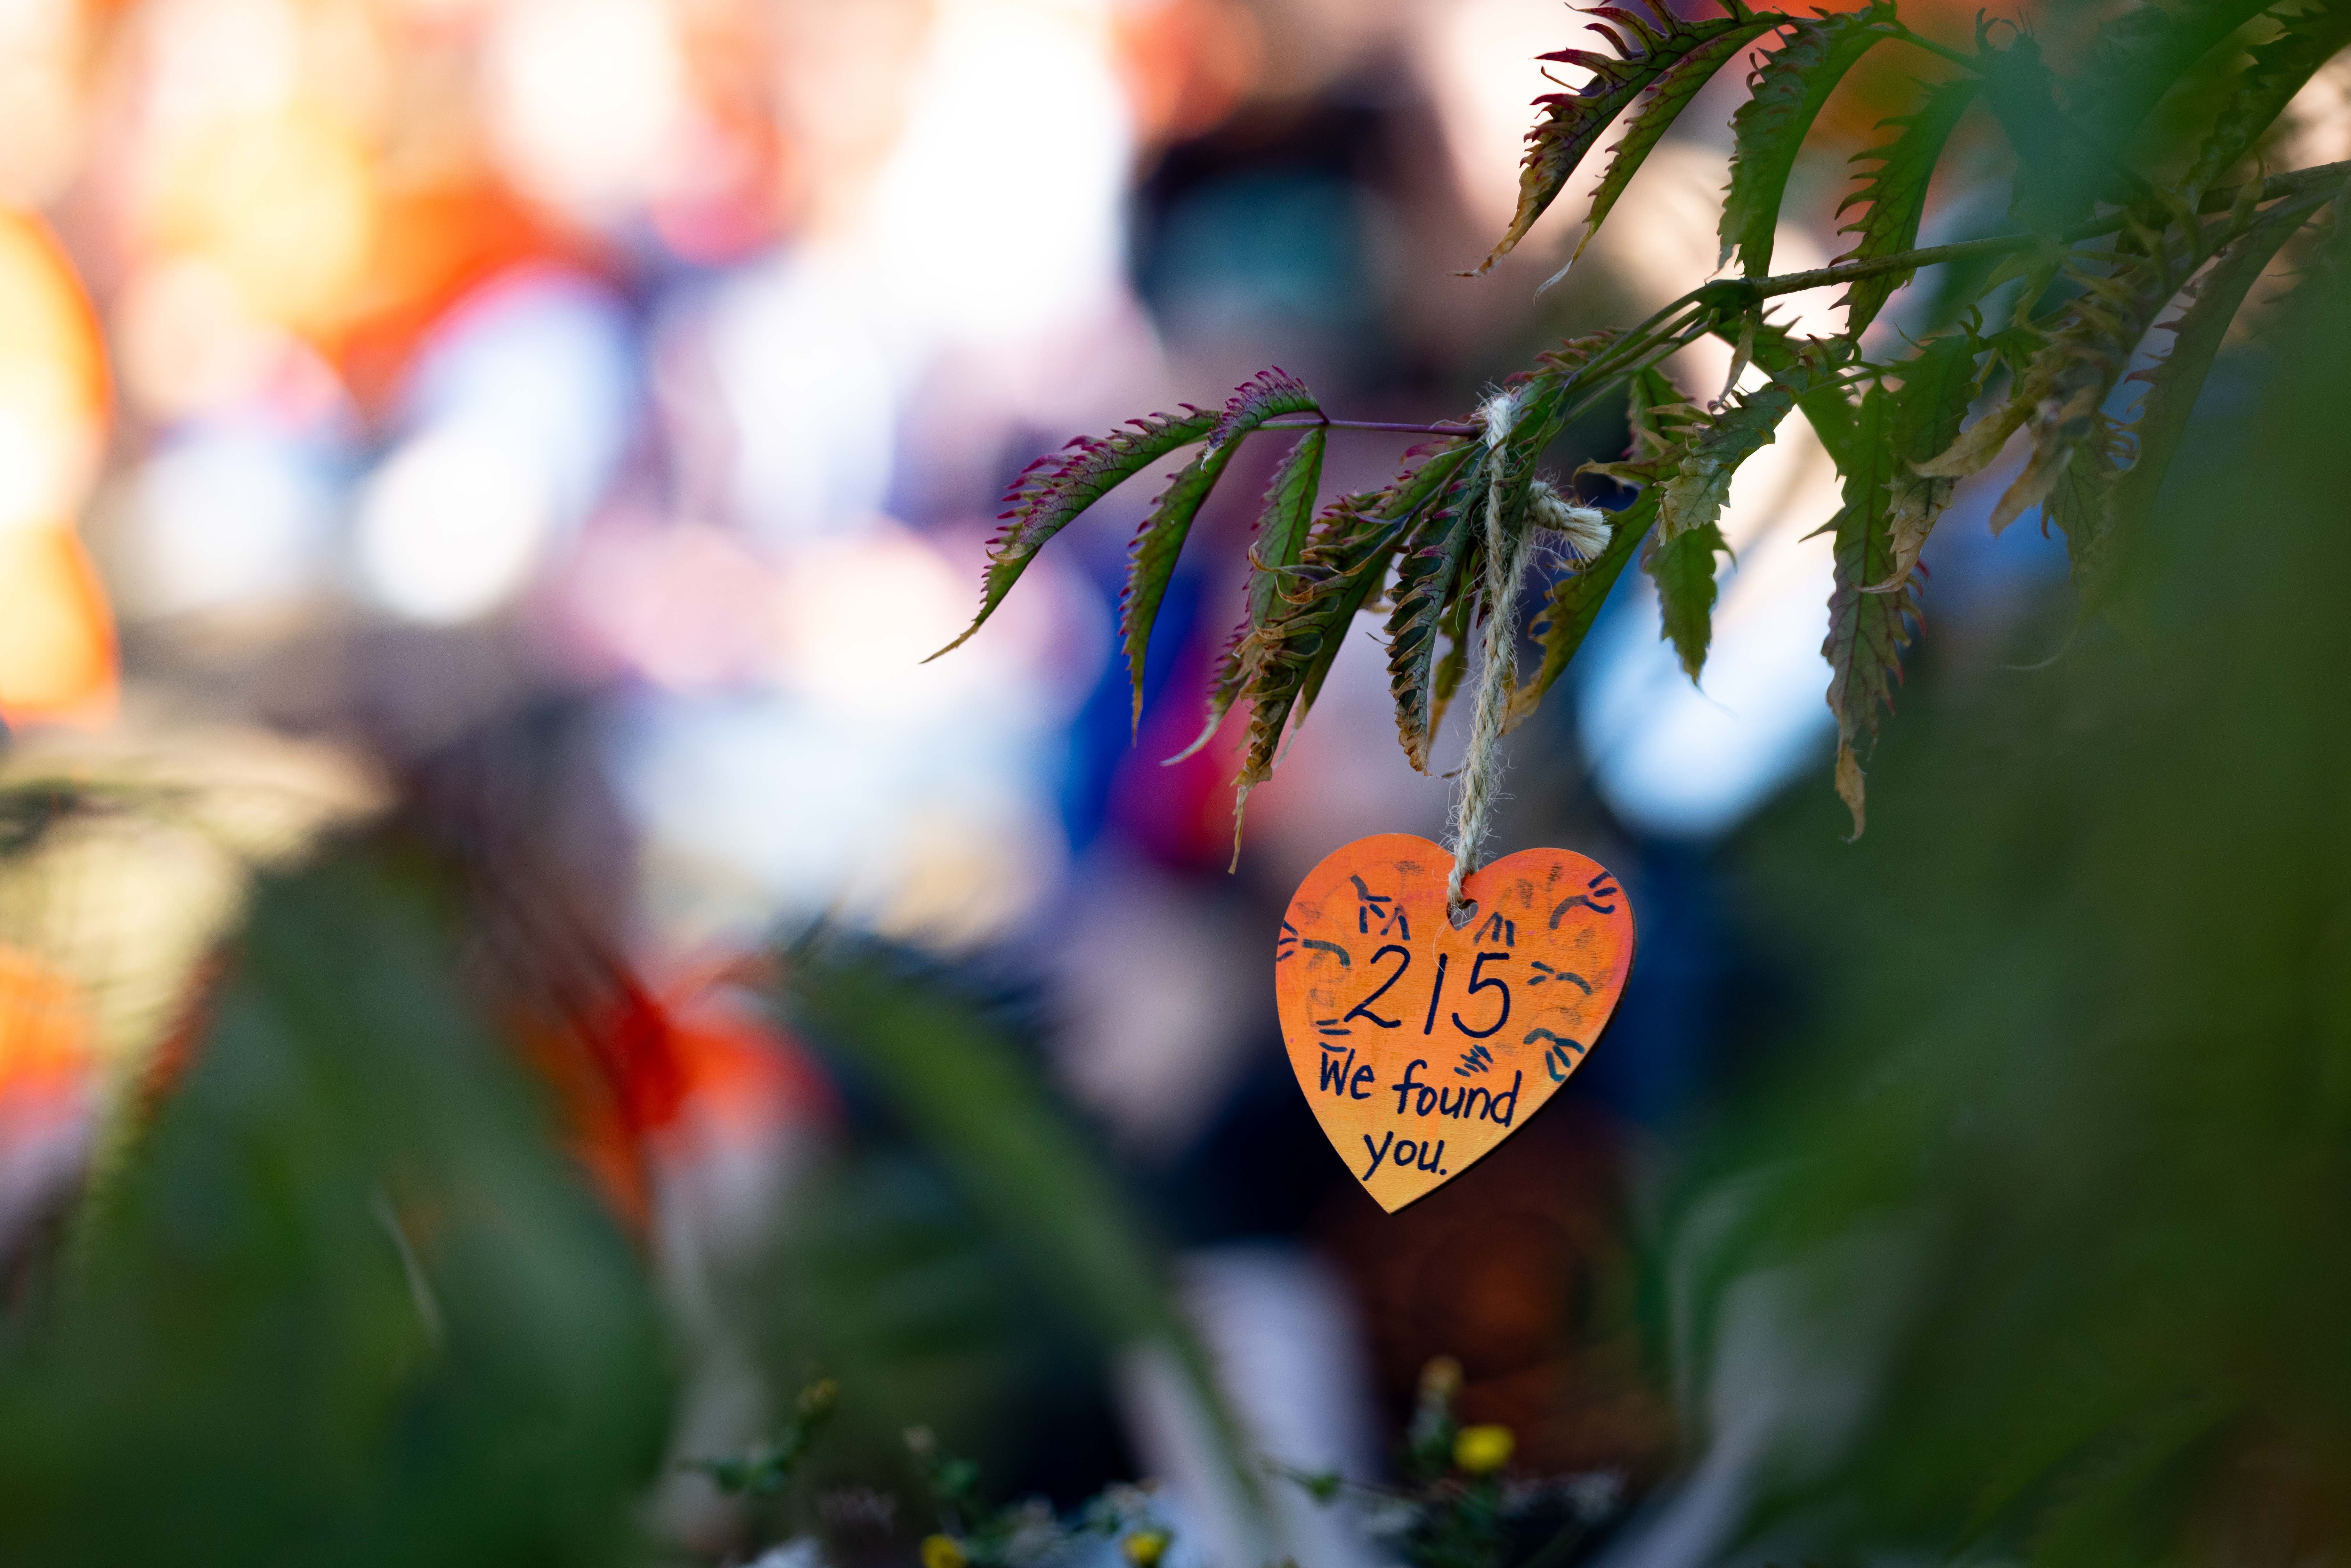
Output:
(1276, 834), (1635, 1211)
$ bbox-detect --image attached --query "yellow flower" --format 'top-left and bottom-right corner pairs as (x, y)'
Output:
(1122, 1530), (1170, 1567)
(1453, 1424), (1514, 1475)
(921, 1534), (967, 1568)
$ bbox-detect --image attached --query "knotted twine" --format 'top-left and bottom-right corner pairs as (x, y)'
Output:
(1445, 390), (1541, 919)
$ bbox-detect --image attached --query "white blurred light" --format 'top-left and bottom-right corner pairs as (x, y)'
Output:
(2279, 50), (2351, 169)
(868, 0), (1134, 346)
(771, 526), (1098, 722)
(403, 267), (638, 526)
(1580, 417), (1845, 838)
(0, 396), (91, 534)
(140, 0), (301, 133)
(694, 252), (898, 542)
(355, 423), (553, 623)
(484, 0), (688, 224)
(605, 524), (1106, 952)
(0, 0), (87, 206)
(559, 517), (780, 692)
(114, 260), (285, 421)
(610, 688), (1072, 953)
(1415, 0), (1595, 233)
(128, 426), (335, 615)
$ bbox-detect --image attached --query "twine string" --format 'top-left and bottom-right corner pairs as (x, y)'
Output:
(1446, 390), (1538, 919)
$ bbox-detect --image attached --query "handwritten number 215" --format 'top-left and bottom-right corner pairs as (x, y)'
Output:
(1341, 947), (1511, 1038)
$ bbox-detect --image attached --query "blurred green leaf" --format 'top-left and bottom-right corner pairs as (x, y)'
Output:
(0, 854), (670, 1568)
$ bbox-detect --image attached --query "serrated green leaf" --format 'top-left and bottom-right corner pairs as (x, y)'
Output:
(1147, 425), (1329, 735)
(2184, 1), (2351, 203)
(1647, 518), (1731, 683)
(1366, 334), (1648, 764)
(1226, 490), (1429, 842)
(1656, 371), (1810, 541)
(1209, 367), (1320, 447)
(1922, 229), (2196, 526)
(1475, 1), (1774, 274)
(935, 406), (1219, 659)
(1626, 364), (1685, 467)
(1837, 77), (1983, 335)
(1971, 28), (2096, 232)
(1504, 489), (1656, 732)
(1823, 385), (1917, 838)
(1122, 374), (1322, 740)
(2069, 0), (2280, 147)
(1428, 586), (1474, 739)
(2043, 423), (2128, 593)
(1570, 20), (1782, 266)
(1990, 238), (2198, 538)
(1289, 508), (1412, 731)
(1246, 427), (1329, 624)
(1721, 3), (1897, 277)
(1740, 318), (1863, 467)
(1869, 330), (1982, 588)
(1173, 438), (1473, 764)
(2105, 192), (2331, 576)
(1289, 533), (1394, 730)
(1384, 453), (1488, 772)
(1118, 439), (1241, 729)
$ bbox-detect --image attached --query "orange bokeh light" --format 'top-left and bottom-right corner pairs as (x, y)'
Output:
(0, 525), (117, 725)
(147, 108), (379, 336)
(0, 942), (97, 1142)
(0, 207), (115, 726)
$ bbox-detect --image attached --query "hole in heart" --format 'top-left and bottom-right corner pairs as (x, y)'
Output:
(1448, 899), (1479, 930)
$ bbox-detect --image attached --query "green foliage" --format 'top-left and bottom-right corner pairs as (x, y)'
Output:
(1477, 0), (1774, 275)
(2106, 185), (2335, 555)
(2185, 0), (2351, 201)
(1836, 76), (1981, 335)
(1386, 459), (1486, 773)
(690, 1378), (838, 1499)
(0, 858), (672, 1568)
(1120, 439), (1244, 730)
(1821, 386), (1909, 838)
(1271, 1356), (1625, 1568)
(1646, 519), (1733, 683)
(1571, 17), (1784, 270)
(904, 1425), (1174, 1568)
(939, 0), (2351, 835)
(1677, 257), (2351, 1563)
(775, 941), (1263, 1523)
(1506, 489), (1654, 731)
(1112, 371), (1323, 730)
(936, 407), (1221, 660)
(1721, 3), (1898, 277)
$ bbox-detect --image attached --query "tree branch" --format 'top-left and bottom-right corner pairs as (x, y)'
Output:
(1259, 418), (1479, 435)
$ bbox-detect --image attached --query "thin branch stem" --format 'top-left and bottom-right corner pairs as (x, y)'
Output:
(1748, 234), (2038, 299)
(1253, 162), (2351, 449)
(1713, 163), (2351, 305)
(1881, 21), (1978, 73)
(1261, 418), (1479, 435)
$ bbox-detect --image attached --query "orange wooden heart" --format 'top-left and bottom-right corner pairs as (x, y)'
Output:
(1276, 834), (1635, 1211)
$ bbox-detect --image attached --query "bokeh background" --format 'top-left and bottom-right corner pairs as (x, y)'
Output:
(1, 2), (2348, 1565)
